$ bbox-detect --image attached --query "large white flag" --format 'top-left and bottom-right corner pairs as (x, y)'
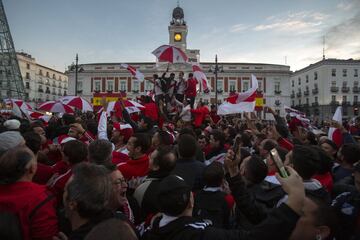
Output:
(121, 63), (144, 82)
(217, 74), (258, 115)
(328, 106), (343, 147)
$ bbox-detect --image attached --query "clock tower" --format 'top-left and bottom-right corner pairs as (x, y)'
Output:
(168, 5), (187, 51)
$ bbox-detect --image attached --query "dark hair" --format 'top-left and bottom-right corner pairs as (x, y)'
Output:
(178, 134), (197, 158)
(262, 139), (278, 152)
(245, 155), (268, 184)
(321, 139), (338, 151)
(158, 188), (190, 216)
(23, 131), (42, 154)
(85, 219), (137, 240)
(226, 127), (237, 139)
(240, 132), (252, 148)
(65, 163), (112, 219)
(86, 121), (98, 137)
(153, 146), (176, 173)
(306, 131), (318, 145)
(62, 114), (76, 125)
(132, 133), (151, 154)
(203, 162), (224, 187)
(0, 147), (34, 184)
(88, 140), (113, 167)
(0, 212), (22, 240)
(340, 143), (360, 165)
(156, 130), (173, 146)
(140, 116), (153, 130)
(63, 140), (88, 165)
(198, 135), (209, 143)
(179, 127), (196, 138)
(188, 73), (193, 78)
(310, 146), (333, 174)
(210, 130), (225, 148)
(29, 121), (44, 131)
(292, 145), (320, 180)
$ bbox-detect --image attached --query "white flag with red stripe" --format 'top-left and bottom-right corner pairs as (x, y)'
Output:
(192, 64), (211, 93)
(121, 63), (144, 82)
(328, 106), (343, 147)
(217, 74), (258, 115)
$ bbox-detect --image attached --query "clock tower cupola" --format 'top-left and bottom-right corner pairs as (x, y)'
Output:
(169, 4), (187, 51)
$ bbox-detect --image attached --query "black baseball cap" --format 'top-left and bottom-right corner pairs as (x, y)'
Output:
(158, 175), (190, 195)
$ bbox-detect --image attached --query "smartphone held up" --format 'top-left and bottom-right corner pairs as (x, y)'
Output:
(270, 148), (288, 178)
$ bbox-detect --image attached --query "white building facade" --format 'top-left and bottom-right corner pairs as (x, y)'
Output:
(67, 6), (291, 116)
(290, 59), (360, 120)
(17, 52), (68, 103)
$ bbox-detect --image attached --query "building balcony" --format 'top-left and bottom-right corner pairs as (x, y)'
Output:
(353, 87), (360, 93)
(52, 84), (57, 87)
(37, 80), (43, 84)
(312, 88), (319, 94)
(275, 100), (281, 106)
(45, 82), (50, 86)
(342, 87), (350, 93)
(45, 90), (50, 94)
(330, 86), (339, 92)
(217, 89), (223, 94)
(58, 85), (62, 89)
(342, 101), (351, 106)
(132, 90), (139, 94)
(38, 89), (44, 93)
(303, 103), (310, 108)
(290, 93), (295, 98)
(331, 101), (340, 105)
(304, 90), (310, 96)
(51, 91), (56, 95)
(274, 90), (282, 95)
(296, 92), (302, 97)
(312, 102), (319, 107)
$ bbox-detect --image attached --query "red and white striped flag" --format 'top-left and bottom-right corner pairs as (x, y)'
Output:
(192, 64), (211, 93)
(328, 106), (343, 147)
(121, 63), (144, 82)
(217, 74), (258, 115)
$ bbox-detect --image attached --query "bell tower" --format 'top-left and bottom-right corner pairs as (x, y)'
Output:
(168, 4), (187, 51)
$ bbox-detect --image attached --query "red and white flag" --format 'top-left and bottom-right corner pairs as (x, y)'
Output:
(217, 74), (258, 115)
(192, 64), (211, 93)
(121, 64), (144, 82)
(328, 106), (343, 147)
(284, 105), (306, 118)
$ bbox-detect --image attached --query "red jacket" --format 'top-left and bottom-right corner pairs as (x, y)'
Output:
(48, 168), (72, 205)
(118, 154), (149, 180)
(112, 151), (130, 166)
(33, 163), (55, 185)
(313, 172), (333, 193)
(185, 78), (198, 97)
(209, 111), (220, 124)
(0, 181), (58, 240)
(191, 106), (209, 128)
(143, 102), (159, 122)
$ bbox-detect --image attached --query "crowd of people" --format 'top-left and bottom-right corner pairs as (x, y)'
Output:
(0, 71), (360, 240)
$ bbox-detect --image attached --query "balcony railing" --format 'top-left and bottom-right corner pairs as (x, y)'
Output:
(342, 87), (350, 93)
(312, 88), (318, 94)
(52, 84), (56, 87)
(38, 89), (44, 93)
(304, 90), (310, 96)
(331, 101), (340, 105)
(342, 101), (351, 106)
(274, 90), (282, 95)
(330, 86), (339, 92)
(353, 87), (360, 93)
(312, 102), (319, 107)
(296, 92), (302, 97)
(290, 93), (295, 98)
(303, 103), (309, 108)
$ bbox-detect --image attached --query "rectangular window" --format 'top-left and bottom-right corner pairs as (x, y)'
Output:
(217, 80), (224, 91)
(314, 72), (318, 80)
(229, 80), (236, 91)
(46, 72), (49, 77)
(331, 81), (336, 87)
(298, 99), (301, 105)
(26, 82), (30, 89)
(133, 80), (140, 91)
(314, 83), (318, 88)
(39, 70), (43, 76)
(106, 81), (114, 91)
(257, 81), (263, 92)
(26, 72), (30, 79)
(354, 96), (358, 103)
(306, 75), (309, 83)
(332, 95), (336, 101)
(274, 82), (280, 91)
(315, 96), (318, 102)
(77, 81), (83, 91)
(332, 69), (336, 77)
(145, 80), (152, 91)
(26, 63), (30, 70)
(343, 69), (347, 77)
(94, 81), (101, 91)
(291, 80), (294, 87)
(343, 81), (347, 87)
(355, 81), (359, 87)
(355, 69), (358, 77)
(242, 81), (249, 91)
(306, 86), (309, 90)
(292, 100), (295, 106)
(343, 96), (347, 102)
(306, 98), (309, 104)
(120, 81), (127, 91)
(298, 78), (301, 85)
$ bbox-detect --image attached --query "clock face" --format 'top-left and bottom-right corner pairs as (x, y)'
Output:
(174, 33), (182, 42)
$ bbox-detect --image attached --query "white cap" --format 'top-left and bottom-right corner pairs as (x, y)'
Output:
(4, 119), (21, 130)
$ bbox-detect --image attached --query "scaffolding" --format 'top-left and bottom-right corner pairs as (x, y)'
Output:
(0, 0), (24, 99)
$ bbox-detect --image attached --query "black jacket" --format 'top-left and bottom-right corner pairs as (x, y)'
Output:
(171, 157), (206, 191)
(142, 203), (299, 240)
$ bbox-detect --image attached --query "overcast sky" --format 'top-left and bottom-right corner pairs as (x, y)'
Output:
(5, 0), (360, 72)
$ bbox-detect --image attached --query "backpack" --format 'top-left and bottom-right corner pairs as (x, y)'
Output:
(193, 190), (229, 228)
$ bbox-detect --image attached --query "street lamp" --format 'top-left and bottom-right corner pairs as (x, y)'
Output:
(208, 55), (224, 107)
(70, 54), (84, 96)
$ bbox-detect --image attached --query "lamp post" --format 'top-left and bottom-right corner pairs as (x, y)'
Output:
(75, 54), (78, 96)
(209, 55), (224, 108)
